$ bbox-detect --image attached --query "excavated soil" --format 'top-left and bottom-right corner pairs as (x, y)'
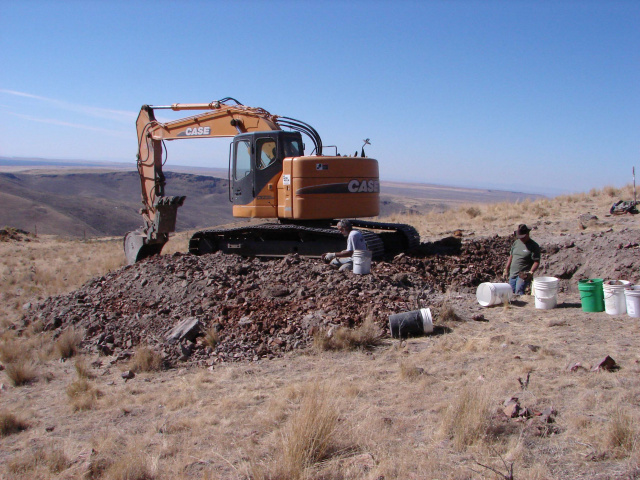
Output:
(0, 227), (33, 242)
(20, 225), (640, 368)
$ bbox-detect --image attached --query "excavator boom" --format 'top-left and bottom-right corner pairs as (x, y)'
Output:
(126, 99), (288, 263)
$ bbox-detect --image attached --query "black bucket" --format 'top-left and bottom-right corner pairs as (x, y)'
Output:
(389, 308), (433, 339)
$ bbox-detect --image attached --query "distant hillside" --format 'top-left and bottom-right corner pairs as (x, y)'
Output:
(0, 168), (543, 238)
(0, 171), (235, 237)
(0, 156), (132, 169)
(380, 181), (542, 213)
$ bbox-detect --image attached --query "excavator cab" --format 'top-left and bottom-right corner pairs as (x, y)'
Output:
(230, 131), (303, 217)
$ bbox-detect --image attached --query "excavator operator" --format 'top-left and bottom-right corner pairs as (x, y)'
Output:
(258, 142), (277, 169)
(322, 220), (368, 271)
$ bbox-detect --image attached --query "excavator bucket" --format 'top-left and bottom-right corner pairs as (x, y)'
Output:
(124, 231), (166, 265)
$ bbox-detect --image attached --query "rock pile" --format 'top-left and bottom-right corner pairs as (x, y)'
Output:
(541, 228), (640, 285)
(21, 227), (638, 368)
(21, 236), (511, 366)
(0, 227), (33, 242)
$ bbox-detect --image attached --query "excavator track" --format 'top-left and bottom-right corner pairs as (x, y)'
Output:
(349, 220), (420, 253)
(188, 221), (418, 259)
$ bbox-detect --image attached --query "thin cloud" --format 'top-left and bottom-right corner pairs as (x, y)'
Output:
(0, 90), (42, 99)
(0, 89), (137, 123)
(5, 111), (129, 137)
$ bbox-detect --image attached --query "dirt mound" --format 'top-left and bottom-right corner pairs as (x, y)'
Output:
(20, 236), (510, 366)
(540, 228), (640, 289)
(0, 227), (34, 242)
(20, 228), (639, 367)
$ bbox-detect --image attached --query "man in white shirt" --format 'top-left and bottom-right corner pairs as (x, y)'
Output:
(322, 219), (368, 271)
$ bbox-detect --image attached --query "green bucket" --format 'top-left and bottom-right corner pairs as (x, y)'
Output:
(578, 279), (604, 312)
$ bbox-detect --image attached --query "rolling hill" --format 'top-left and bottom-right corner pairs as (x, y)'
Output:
(0, 171), (233, 237)
(0, 164), (543, 238)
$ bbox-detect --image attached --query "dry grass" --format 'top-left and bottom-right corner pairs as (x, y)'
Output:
(4, 358), (38, 386)
(531, 202), (549, 217)
(203, 325), (220, 348)
(603, 185), (620, 197)
(66, 377), (101, 411)
(0, 337), (23, 363)
(313, 316), (383, 351)
(74, 356), (95, 379)
(269, 383), (341, 479)
(100, 453), (155, 480)
(86, 435), (158, 480)
(0, 410), (29, 436)
(464, 206), (482, 218)
(438, 304), (462, 323)
(129, 346), (163, 373)
(605, 407), (638, 456)
(386, 182), (635, 241)
(54, 327), (83, 359)
(439, 385), (494, 451)
(0, 236), (125, 328)
(7, 445), (71, 477)
(398, 361), (424, 380)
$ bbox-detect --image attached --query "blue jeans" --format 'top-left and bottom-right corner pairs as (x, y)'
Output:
(509, 275), (529, 295)
(330, 257), (353, 271)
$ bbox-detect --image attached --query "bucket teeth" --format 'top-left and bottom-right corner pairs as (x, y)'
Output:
(153, 196), (185, 207)
(124, 231), (167, 265)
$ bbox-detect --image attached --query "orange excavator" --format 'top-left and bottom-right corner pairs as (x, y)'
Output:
(124, 97), (419, 264)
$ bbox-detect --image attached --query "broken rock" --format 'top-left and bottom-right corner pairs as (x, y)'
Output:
(568, 362), (588, 372)
(591, 355), (617, 372)
(165, 317), (201, 344)
(503, 402), (520, 418)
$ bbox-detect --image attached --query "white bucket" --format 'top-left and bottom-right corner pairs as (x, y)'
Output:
(604, 280), (630, 315)
(476, 283), (513, 307)
(624, 286), (640, 318)
(533, 276), (559, 310)
(352, 250), (372, 275)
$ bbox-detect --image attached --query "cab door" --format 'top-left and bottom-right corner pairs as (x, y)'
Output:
(231, 138), (255, 206)
(254, 136), (279, 201)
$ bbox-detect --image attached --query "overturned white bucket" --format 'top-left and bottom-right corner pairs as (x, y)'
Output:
(624, 286), (640, 318)
(476, 283), (512, 307)
(352, 250), (372, 275)
(604, 280), (630, 315)
(533, 276), (559, 310)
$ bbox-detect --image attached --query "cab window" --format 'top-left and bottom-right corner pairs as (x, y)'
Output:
(284, 138), (302, 157)
(256, 138), (277, 170)
(234, 140), (252, 180)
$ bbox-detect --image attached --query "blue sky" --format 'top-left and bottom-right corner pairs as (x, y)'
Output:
(1, 0), (638, 195)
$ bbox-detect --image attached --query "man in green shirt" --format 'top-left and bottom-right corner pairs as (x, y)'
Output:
(503, 224), (541, 295)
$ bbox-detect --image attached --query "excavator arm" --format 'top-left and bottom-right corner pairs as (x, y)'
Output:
(125, 98), (286, 264)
